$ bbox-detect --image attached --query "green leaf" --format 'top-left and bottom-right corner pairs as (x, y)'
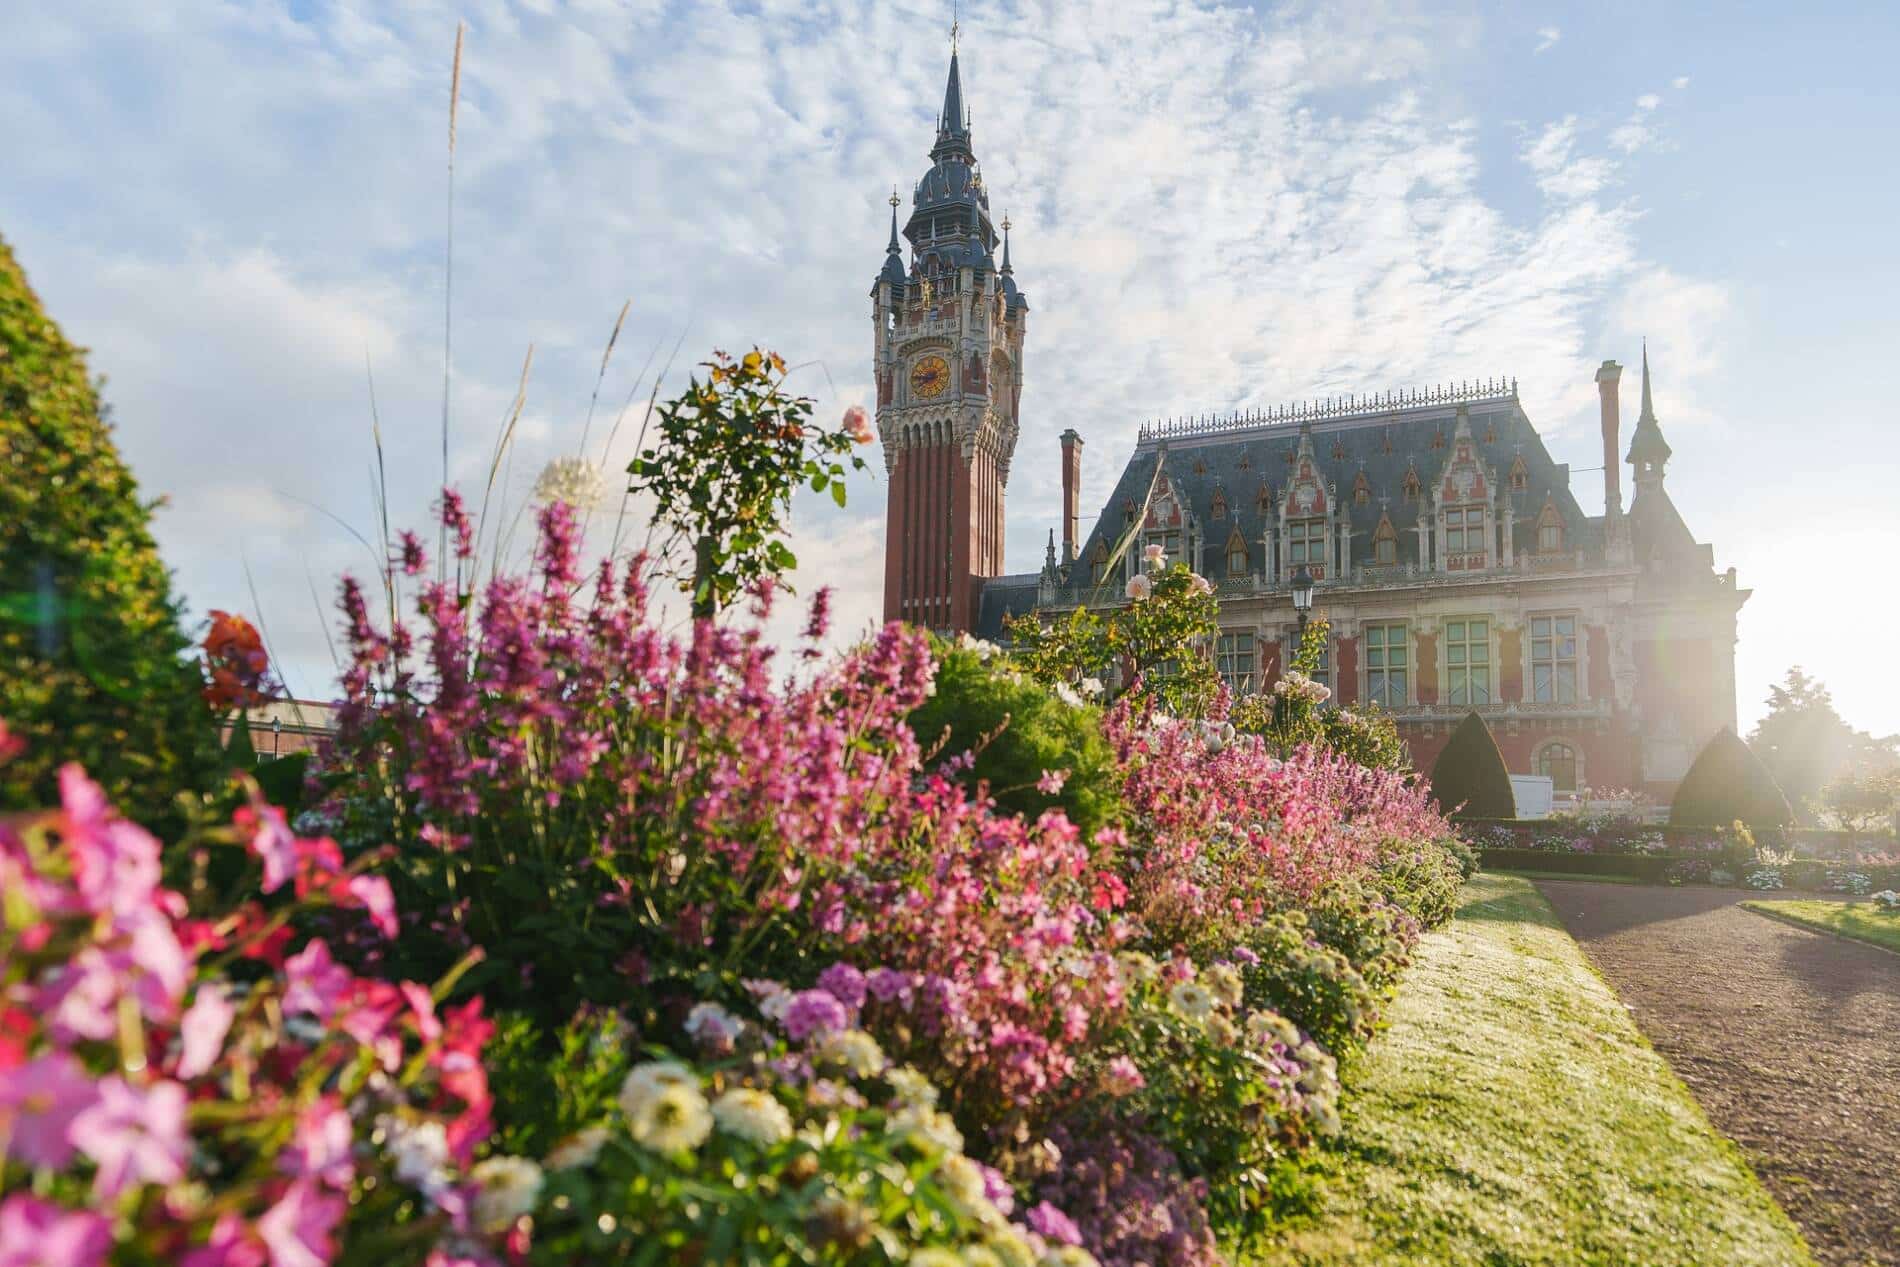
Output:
(830, 480), (848, 509)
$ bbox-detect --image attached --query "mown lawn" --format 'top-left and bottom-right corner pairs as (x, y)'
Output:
(1492, 866), (1644, 885)
(1743, 898), (1900, 954)
(1246, 873), (1813, 1267)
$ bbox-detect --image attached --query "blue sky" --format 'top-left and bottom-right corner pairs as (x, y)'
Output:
(3, 0), (1896, 736)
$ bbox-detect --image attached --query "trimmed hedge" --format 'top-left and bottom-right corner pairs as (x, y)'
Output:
(0, 232), (220, 827)
(1669, 727), (1795, 829)
(1479, 848), (1673, 882)
(1429, 710), (1516, 818)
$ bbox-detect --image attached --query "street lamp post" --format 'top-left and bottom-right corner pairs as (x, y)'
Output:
(1291, 565), (1315, 641)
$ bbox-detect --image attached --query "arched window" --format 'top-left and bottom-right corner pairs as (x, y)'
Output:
(1537, 742), (1579, 792)
(1509, 454), (1530, 493)
(1210, 489), (1228, 521)
(1089, 540), (1109, 584)
(1225, 527), (1249, 577)
(1353, 471), (1372, 505)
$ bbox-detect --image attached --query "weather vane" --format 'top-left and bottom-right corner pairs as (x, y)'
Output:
(890, 186), (901, 210)
(951, 1), (959, 51)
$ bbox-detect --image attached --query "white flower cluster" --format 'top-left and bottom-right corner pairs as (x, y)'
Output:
(957, 632), (1002, 661)
(1273, 671), (1332, 705)
(1873, 889), (1900, 911)
(532, 455), (603, 510)
(470, 1155), (546, 1233)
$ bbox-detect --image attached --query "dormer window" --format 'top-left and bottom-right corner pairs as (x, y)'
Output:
(1331, 439), (1347, 461)
(1353, 471), (1371, 505)
(1372, 513), (1399, 565)
(1089, 539), (1108, 584)
(1225, 527), (1249, 576)
(1431, 430), (1446, 450)
(1210, 489), (1228, 520)
(1535, 496), (1566, 553)
(1193, 458), (1207, 476)
(1509, 454), (1529, 493)
(1402, 466), (1421, 500)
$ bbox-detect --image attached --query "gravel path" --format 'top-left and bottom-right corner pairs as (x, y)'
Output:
(1536, 880), (1900, 1267)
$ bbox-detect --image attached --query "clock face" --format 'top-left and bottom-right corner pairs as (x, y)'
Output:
(910, 355), (950, 399)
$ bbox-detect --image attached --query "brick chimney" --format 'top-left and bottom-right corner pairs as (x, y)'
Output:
(1060, 429), (1084, 563)
(1594, 360), (1623, 518)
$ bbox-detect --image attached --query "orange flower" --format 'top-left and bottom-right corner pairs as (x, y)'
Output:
(202, 610), (273, 710)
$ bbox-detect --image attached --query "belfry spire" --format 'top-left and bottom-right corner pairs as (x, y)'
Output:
(1626, 339), (1673, 476)
(931, 29), (973, 163)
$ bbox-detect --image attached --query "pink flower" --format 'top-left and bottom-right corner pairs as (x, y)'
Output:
(1036, 769), (1069, 796)
(1103, 1055), (1146, 1096)
(0, 1052), (96, 1169)
(841, 403), (874, 445)
(781, 989), (849, 1041)
(256, 1180), (345, 1267)
(1125, 574), (1152, 601)
(1025, 1200), (1084, 1246)
(239, 801), (298, 895)
(282, 940), (351, 1021)
(42, 948), (121, 1043)
(347, 875), (398, 939)
(175, 985), (236, 1080)
(180, 1214), (266, 1267)
(58, 765), (160, 918)
(0, 1195), (113, 1267)
(282, 1097), (354, 1189)
(67, 1076), (187, 1198)
(816, 962), (867, 1011)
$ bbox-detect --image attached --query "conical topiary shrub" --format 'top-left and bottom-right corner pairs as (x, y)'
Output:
(0, 231), (220, 826)
(1667, 727), (1795, 828)
(1428, 711), (1517, 818)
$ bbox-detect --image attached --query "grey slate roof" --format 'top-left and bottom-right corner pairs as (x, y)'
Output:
(1066, 400), (1601, 581)
(975, 573), (1042, 639)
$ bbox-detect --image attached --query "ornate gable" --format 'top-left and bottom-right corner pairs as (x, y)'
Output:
(1436, 410), (1490, 506)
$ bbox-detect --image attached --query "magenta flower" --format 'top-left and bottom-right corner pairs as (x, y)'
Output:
(281, 1097), (354, 1189)
(781, 989), (849, 1042)
(1026, 1200), (1084, 1246)
(256, 1179), (345, 1267)
(42, 947), (122, 1043)
(0, 1194), (112, 1267)
(175, 985), (236, 1080)
(348, 875), (398, 939)
(1037, 768), (1070, 796)
(242, 802), (298, 895)
(58, 764), (161, 919)
(282, 940), (352, 1021)
(0, 1052), (96, 1169)
(815, 962), (867, 1012)
(1103, 1055), (1146, 1096)
(180, 1213), (266, 1267)
(67, 1076), (187, 1198)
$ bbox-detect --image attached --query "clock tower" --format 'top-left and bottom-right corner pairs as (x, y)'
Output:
(872, 38), (1028, 632)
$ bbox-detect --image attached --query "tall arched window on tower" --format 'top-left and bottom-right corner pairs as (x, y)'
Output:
(1089, 539), (1108, 585)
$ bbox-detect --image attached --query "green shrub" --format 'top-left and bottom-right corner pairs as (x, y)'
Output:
(1427, 711), (1516, 818)
(1371, 840), (1469, 928)
(1298, 879), (1417, 997)
(1668, 728), (1796, 829)
(1235, 910), (1382, 1059)
(0, 232), (219, 827)
(905, 636), (1123, 838)
(1320, 704), (1411, 773)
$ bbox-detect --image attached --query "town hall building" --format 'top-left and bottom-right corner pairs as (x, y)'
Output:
(872, 44), (1748, 800)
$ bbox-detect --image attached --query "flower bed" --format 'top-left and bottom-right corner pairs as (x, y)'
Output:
(3, 498), (1466, 1266)
(1462, 817), (1895, 862)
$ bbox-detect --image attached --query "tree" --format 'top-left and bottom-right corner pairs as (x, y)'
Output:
(0, 231), (220, 826)
(625, 348), (868, 618)
(1820, 765), (1900, 835)
(1668, 728), (1795, 829)
(1747, 667), (1890, 822)
(1428, 712), (1516, 818)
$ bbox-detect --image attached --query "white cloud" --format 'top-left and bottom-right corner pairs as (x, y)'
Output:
(0, 0), (1726, 694)
(1635, 93), (1662, 111)
(1672, 75), (1691, 89)
(1534, 26), (1561, 53)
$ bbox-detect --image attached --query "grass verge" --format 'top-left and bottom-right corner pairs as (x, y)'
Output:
(1742, 898), (1900, 955)
(1493, 867), (1643, 885)
(1245, 873), (1812, 1266)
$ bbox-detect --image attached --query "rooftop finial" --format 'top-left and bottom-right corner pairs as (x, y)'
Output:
(1000, 212), (1013, 274)
(1640, 337), (1655, 422)
(886, 187), (902, 254)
